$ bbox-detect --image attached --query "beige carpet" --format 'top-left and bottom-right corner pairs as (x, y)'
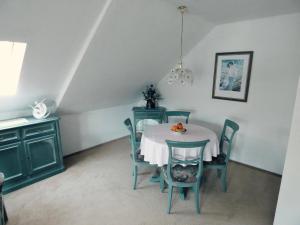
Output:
(4, 137), (280, 225)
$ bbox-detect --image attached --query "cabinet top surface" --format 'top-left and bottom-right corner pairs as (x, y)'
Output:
(132, 107), (166, 112)
(0, 116), (59, 131)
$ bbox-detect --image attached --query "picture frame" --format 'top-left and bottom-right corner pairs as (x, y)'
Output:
(212, 51), (254, 102)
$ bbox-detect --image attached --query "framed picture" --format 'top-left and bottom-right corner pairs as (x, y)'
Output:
(212, 51), (253, 102)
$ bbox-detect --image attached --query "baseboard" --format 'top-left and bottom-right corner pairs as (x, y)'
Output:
(230, 159), (282, 177)
(63, 135), (128, 159)
(63, 136), (281, 178)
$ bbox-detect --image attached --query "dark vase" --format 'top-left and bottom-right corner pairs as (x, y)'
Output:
(146, 99), (156, 109)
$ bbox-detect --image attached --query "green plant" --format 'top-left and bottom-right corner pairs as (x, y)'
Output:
(142, 84), (161, 101)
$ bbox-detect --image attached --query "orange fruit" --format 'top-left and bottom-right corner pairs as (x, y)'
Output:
(177, 123), (183, 130)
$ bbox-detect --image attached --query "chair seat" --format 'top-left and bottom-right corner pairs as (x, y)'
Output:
(204, 153), (226, 166)
(162, 164), (198, 183)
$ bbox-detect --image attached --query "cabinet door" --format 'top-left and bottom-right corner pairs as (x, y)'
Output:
(0, 142), (27, 184)
(24, 134), (60, 175)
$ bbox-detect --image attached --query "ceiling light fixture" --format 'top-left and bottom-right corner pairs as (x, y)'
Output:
(168, 5), (193, 86)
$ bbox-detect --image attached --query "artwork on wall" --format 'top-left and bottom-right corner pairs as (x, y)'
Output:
(212, 51), (254, 102)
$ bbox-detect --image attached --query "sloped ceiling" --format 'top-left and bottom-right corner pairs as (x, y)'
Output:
(0, 0), (300, 116)
(0, 0), (107, 113)
(58, 0), (213, 113)
(165, 0), (300, 23)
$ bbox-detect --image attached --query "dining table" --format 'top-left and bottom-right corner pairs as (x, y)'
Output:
(140, 123), (220, 199)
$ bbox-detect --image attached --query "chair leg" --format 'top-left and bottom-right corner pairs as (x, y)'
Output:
(4, 204), (8, 223)
(131, 164), (134, 176)
(160, 171), (166, 193)
(194, 183), (201, 214)
(0, 201), (7, 225)
(221, 168), (227, 192)
(167, 186), (173, 214)
(133, 166), (138, 190)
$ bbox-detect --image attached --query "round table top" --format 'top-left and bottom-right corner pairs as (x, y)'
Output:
(140, 123), (220, 166)
(143, 123), (218, 144)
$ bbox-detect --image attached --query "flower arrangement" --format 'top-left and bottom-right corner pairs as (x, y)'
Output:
(142, 84), (161, 109)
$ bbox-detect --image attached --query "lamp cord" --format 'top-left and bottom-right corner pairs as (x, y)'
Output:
(180, 10), (184, 67)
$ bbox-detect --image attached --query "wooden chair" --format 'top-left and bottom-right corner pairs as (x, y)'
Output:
(165, 111), (190, 124)
(0, 173), (8, 225)
(204, 119), (239, 192)
(161, 140), (209, 214)
(132, 107), (165, 143)
(124, 118), (153, 190)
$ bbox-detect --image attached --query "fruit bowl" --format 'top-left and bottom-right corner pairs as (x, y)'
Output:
(170, 123), (187, 134)
(173, 128), (187, 134)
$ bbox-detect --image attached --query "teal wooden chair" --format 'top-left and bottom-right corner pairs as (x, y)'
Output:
(204, 119), (239, 192)
(165, 111), (191, 124)
(0, 173), (8, 225)
(161, 140), (209, 214)
(124, 118), (153, 190)
(133, 107), (165, 144)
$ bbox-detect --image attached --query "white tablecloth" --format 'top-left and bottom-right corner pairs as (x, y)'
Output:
(140, 124), (220, 167)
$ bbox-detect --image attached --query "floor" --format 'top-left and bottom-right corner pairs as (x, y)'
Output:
(5, 137), (281, 225)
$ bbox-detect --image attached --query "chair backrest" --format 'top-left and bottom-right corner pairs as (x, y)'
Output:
(165, 111), (191, 124)
(220, 119), (239, 163)
(124, 118), (138, 161)
(135, 119), (159, 133)
(165, 140), (209, 184)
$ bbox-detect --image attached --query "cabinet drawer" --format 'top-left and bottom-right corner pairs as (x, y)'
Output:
(134, 111), (163, 119)
(22, 123), (55, 139)
(0, 129), (20, 144)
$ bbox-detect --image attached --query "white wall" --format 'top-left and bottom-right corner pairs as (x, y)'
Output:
(158, 14), (300, 174)
(0, 109), (31, 121)
(59, 104), (133, 155)
(274, 78), (300, 225)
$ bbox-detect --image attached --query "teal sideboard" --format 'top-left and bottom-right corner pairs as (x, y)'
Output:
(0, 116), (64, 194)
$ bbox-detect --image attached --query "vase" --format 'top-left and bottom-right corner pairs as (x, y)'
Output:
(146, 100), (156, 109)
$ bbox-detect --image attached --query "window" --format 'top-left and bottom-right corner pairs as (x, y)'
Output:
(0, 41), (26, 96)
